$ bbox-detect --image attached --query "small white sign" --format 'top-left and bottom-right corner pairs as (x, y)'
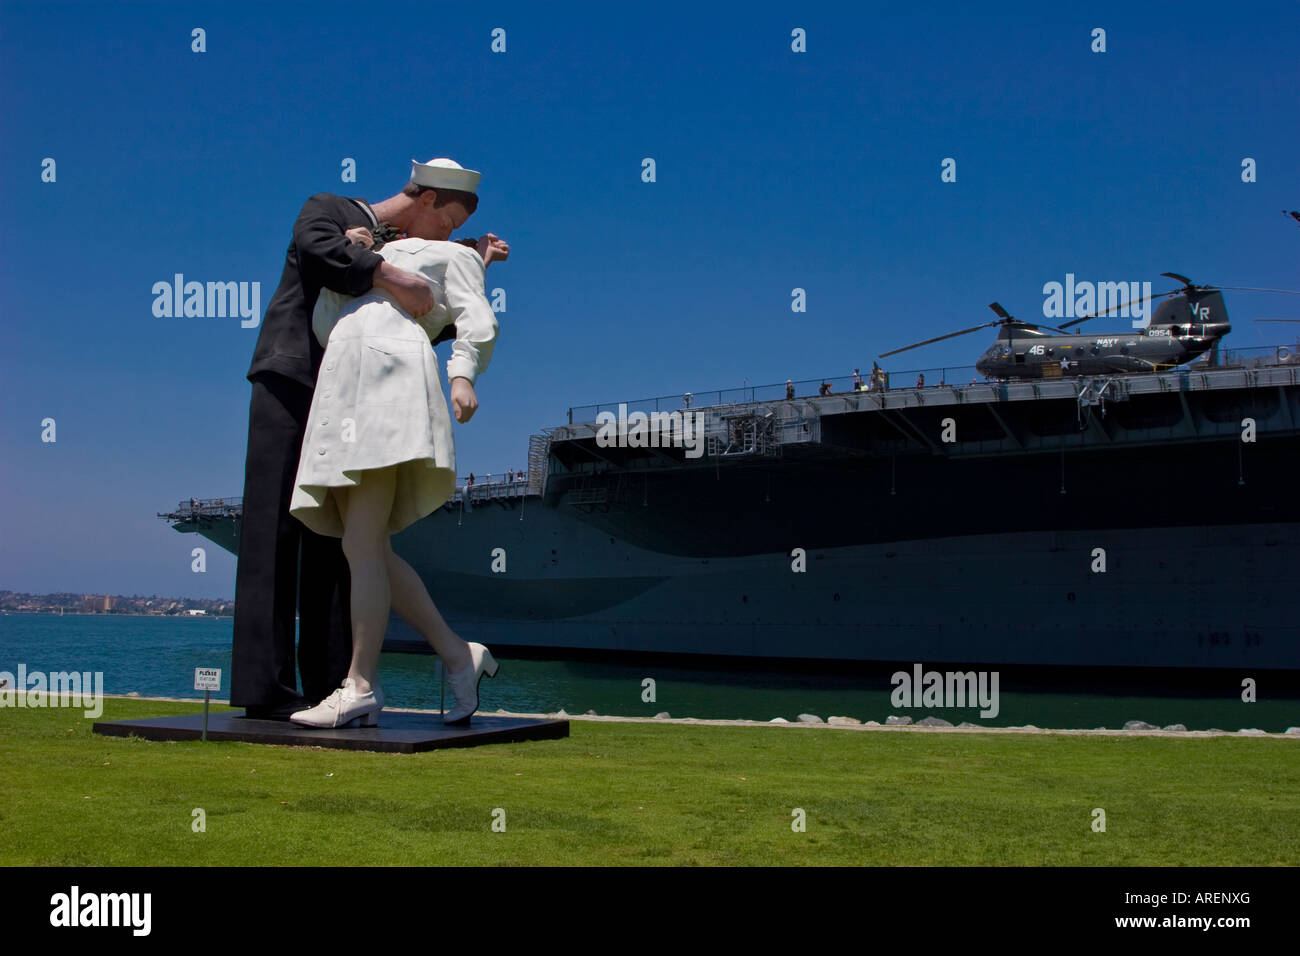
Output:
(194, 667), (222, 692)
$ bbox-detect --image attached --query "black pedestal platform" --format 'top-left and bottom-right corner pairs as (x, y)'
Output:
(93, 709), (569, 753)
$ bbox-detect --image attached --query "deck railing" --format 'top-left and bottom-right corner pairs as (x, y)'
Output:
(563, 343), (1300, 424)
(567, 366), (985, 423)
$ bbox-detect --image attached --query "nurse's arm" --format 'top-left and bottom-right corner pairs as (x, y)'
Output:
(443, 249), (498, 388)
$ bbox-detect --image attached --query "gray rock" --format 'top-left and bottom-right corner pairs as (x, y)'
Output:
(126, 691), (141, 697)
(1238, 728), (1266, 735)
(653, 711), (671, 719)
(916, 716), (953, 727)
(1124, 720), (1158, 730)
(1286, 727), (1300, 736)
(1162, 724), (1187, 732)
(1205, 728), (1225, 734)
(796, 713), (824, 724)
(827, 715), (861, 726)
(885, 715), (913, 726)
(584, 709), (597, 716)
(555, 708), (569, 718)
(864, 720), (881, 726)
(958, 722), (981, 728)
(1017, 724), (1041, 731)
(769, 717), (789, 723)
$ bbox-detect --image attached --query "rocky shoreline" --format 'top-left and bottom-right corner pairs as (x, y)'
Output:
(90, 695), (1300, 738)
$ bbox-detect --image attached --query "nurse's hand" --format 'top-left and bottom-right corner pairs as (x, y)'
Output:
(450, 377), (478, 423)
(477, 233), (509, 267)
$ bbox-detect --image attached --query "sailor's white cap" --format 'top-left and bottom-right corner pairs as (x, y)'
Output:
(410, 157), (480, 194)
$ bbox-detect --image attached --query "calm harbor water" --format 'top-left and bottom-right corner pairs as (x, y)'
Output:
(1, 613), (1296, 731)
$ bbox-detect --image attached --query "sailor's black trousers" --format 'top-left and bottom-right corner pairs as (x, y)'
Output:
(230, 371), (352, 714)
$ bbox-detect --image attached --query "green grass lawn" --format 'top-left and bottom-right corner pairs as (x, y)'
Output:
(2, 698), (1297, 866)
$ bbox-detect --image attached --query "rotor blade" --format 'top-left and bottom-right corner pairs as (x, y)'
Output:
(1254, 318), (1300, 323)
(1160, 272), (1193, 286)
(1056, 287), (1182, 330)
(1207, 286), (1300, 295)
(878, 321), (1001, 358)
(986, 302), (1067, 333)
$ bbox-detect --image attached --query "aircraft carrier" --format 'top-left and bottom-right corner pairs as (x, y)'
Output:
(163, 344), (1300, 673)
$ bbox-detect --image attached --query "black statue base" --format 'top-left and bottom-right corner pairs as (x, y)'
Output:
(93, 709), (569, 753)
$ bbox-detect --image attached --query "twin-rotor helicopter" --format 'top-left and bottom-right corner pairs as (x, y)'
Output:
(880, 273), (1300, 380)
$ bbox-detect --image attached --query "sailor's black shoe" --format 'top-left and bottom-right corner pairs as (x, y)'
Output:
(240, 697), (310, 721)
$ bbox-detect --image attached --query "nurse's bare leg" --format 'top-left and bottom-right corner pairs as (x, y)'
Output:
(385, 540), (472, 673)
(337, 466), (396, 696)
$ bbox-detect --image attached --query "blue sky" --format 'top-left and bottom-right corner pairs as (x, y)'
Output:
(1, 0), (1297, 598)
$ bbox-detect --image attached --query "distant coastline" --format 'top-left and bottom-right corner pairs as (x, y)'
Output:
(1, 590), (233, 618)
(1, 609), (231, 619)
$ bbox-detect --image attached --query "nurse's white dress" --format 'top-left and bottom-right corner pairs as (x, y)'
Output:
(289, 238), (498, 537)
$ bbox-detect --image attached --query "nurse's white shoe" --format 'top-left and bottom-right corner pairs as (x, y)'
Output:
(290, 677), (383, 728)
(443, 643), (499, 726)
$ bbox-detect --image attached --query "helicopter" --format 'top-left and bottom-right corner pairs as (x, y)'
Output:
(879, 273), (1299, 380)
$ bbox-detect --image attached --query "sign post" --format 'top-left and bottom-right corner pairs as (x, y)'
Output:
(194, 667), (222, 741)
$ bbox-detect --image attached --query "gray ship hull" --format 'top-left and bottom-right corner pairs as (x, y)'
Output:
(387, 501), (1296, 670)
